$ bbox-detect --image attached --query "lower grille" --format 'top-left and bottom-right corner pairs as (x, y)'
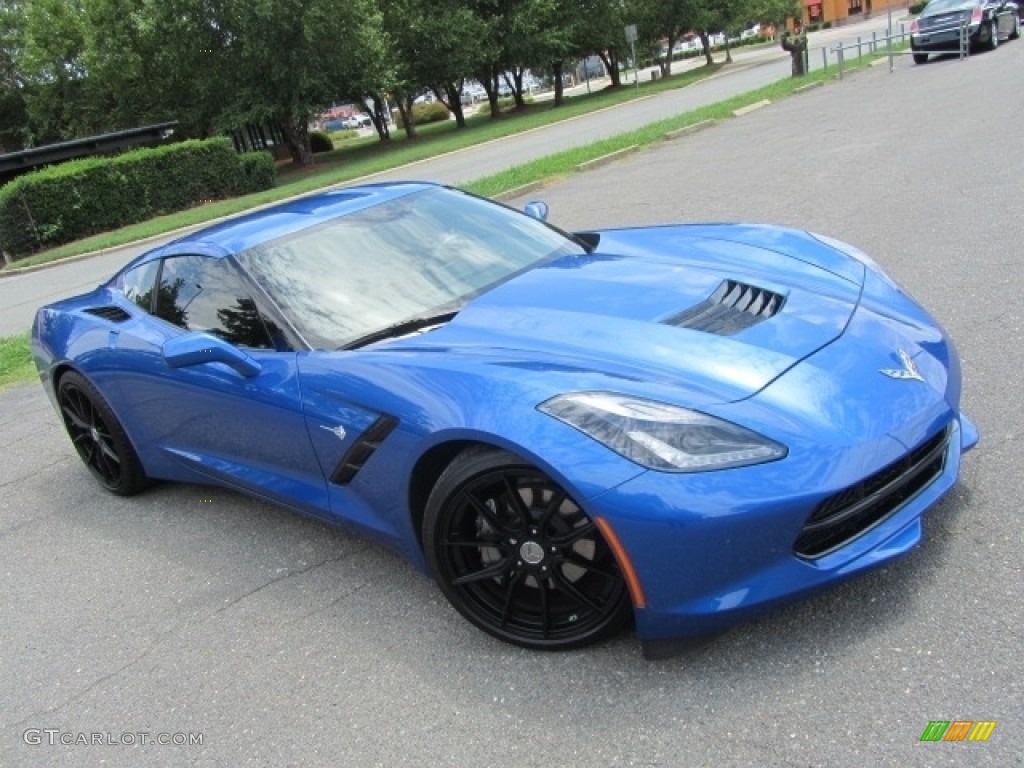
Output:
(794, 425), (951, 558)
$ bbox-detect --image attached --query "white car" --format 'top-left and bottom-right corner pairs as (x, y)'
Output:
(344, 114), (372, 129)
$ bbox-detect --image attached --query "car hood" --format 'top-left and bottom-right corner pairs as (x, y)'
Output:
(390, 225), (866, 405)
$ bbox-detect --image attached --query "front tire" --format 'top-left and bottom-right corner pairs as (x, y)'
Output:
(57, 371), (149, 496)
(423, 447), (631, 650)
(1010, 14), (1020, 39)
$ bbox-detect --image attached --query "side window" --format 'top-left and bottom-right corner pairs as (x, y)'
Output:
(114, 261), (160, 311)
(154, 255), (279, 349)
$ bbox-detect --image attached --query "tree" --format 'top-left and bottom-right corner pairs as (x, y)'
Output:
(210, 0), (382, 165)
(17, 0), (92, 143)
(502, 0), (579, 109)
(631, 0), (702, 77)
(575, 0), (627, 88)
(0, 0), (28, 150)
(703, 0), (747, 64)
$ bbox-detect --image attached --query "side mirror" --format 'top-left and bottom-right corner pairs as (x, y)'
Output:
(523, 201), (549, 221)
(162, 332), (261, 378)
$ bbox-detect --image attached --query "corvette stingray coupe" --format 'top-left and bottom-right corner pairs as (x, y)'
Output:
(32, 182), (978, 658)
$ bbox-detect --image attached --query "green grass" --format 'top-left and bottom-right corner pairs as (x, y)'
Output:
(0, 333), (36, 390)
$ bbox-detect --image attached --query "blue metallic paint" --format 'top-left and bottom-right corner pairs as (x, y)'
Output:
(31, 182), (978, 650)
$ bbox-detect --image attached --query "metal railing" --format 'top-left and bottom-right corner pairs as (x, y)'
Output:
(832, 19), (970, 79)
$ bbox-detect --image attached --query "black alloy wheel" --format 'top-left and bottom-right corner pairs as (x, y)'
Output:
(424, 448), (632, 650)
(57, 371), (148, 496)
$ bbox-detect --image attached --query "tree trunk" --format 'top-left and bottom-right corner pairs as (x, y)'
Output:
(780, 32), (808, 76)
(395, 95), (417, 139)
(724, 36), (733, 64)
(432, 81), (466, 128)
(598, 49), (622, 87)
(368, 93), (391, 141)
(662, 33), (680, 76)
(552, 61), (564, 107)
(280, 116), (313, 166)
(509, 67), (525, 108)
(477, 66), (500, 119)
(699, 31), (714, 66)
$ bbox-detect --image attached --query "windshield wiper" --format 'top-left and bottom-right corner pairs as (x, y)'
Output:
(342, 311), (460, 350)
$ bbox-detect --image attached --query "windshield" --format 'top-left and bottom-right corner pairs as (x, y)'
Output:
(236, 187), (585, 349)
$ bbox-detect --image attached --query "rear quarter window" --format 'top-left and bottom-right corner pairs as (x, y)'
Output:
(113, 261), (160, 311)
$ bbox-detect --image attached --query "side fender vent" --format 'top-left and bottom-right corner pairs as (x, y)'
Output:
(664, 280), (785, 335)
(331, 415), (398, 485)
(84, 306), (132, 323)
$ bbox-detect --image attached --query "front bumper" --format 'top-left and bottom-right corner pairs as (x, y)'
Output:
(587, 413), (976, 650)
(911, 23), (986, 52)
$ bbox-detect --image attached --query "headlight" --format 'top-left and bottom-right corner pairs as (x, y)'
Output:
(538, 392), (786, 472)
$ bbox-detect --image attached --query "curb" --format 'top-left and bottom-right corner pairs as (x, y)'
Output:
(575, 145), (640, 173)
(793, 81), (824, 94)
(663, 119), (718, 140)
(493, 181), (546, 203)
(732, 99), (771, 117)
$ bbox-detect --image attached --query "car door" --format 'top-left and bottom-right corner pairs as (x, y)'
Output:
(110, 253), (330, 515)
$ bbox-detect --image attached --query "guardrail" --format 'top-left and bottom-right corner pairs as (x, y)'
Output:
(831, 19), (970, 79)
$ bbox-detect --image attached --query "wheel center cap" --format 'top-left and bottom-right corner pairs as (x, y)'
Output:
(90, 427), (101, 442)
(519, 540), (545, 565)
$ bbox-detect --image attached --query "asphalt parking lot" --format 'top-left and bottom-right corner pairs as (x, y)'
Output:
(2, 46), (1022, 768)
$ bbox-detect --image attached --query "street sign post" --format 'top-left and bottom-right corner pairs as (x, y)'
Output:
(625, 24), (638, 90)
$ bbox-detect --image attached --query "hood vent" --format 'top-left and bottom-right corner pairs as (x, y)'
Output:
(664, 280), (785, 336)
(84, 305), (132, 323)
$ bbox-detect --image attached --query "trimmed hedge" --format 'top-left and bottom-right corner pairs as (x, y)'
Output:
(411, 101), (451, 125)
(237, 151), (277, 192)
(475, 95), (537, 115)
(0, 137), (277, 260)
(309, 130), (334, 153)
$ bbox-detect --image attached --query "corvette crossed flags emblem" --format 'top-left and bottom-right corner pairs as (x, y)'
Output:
(880, 349), (925, 382)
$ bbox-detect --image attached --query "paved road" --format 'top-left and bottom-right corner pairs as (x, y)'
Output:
(0, 14), (907, 337)
(3, 36), (1022, 768)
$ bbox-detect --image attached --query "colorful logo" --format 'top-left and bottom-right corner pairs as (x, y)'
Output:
(920, 720), (997, 742)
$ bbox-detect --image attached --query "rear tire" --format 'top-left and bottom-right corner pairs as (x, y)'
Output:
(912, 52), (929, 64)
(987, 19), (999, 49)
(1010, 14), (1020, 39)
(57, 371), (149, 496)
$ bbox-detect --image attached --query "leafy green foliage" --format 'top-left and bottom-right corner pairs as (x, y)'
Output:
(0, 138), (275, 259)
(309, 131), (334, 153)
(411, 102), (452, 125)
(237, 151), (277, 191)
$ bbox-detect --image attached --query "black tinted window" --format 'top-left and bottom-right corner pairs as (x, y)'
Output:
(154, 256), (277, 349)
(114, 261), (160, 311)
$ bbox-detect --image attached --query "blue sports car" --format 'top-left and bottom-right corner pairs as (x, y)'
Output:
(32, 182), (978, 658)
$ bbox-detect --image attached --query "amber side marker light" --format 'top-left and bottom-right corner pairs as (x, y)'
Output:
(594, 516), (647, 609)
